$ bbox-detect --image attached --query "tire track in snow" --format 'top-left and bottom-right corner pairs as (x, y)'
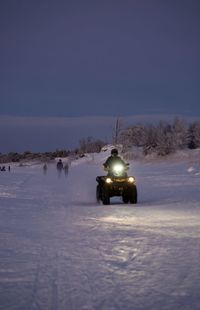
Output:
(27, 247), (60, 310)
(28, 247), (45, 310)
(50, 254), (59, 310)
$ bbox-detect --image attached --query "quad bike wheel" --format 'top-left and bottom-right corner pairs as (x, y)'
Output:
(122, 194), (129, 203)
(102, 187), (110, 205)
(129, 186), (138, 204)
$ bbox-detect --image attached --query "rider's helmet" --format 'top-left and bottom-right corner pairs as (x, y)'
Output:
(111, 148), (118, 156)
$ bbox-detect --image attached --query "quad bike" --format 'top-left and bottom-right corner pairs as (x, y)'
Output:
(96, 163), (137, 205)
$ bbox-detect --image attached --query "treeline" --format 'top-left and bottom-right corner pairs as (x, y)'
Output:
(1, 118), (200, 163)
(0, 138), (106, 164)
(118, 118), (200, 156)
(78, 118), (200, 157)
(0, 149), (71, 164)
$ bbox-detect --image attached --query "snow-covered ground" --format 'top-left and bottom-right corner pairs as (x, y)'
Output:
(0, 150), (200, 310)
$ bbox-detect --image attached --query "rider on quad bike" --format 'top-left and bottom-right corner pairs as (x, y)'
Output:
(103, 148), (128, 176)
(96, 148), (137, 205)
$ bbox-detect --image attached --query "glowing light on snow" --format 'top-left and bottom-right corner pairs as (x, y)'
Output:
(98, 216), (138, 225)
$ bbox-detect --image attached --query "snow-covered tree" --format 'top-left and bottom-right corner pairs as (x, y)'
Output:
(116, 117), (197, 157)
(118, 124), (148, 150)
(143, 125), (158, 155)
(155, 121), (175, 156)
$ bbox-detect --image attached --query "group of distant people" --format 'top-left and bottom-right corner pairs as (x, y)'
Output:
(0, 165), (10, 171)
(42, 159), (69, 176)
(56, 159), (69, 175)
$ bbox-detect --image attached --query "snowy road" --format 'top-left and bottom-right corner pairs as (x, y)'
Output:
(0, 155), (200, 310)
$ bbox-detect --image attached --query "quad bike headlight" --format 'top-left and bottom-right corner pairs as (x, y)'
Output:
(128, 177), (135, 183)
(112, 164), (124, 174)
(106, 177), (112, 184)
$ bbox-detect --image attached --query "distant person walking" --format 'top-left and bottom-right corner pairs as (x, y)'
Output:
(64, 163), (69, 176)
(56, 159), (64, 177)
(43, 163), (47, 174)
(56, 159), (63, 170)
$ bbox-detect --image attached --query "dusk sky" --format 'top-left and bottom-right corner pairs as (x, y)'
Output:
(0, 0), (200, 152)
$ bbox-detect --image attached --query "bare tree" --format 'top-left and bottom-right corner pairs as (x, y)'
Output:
(188, 121), (200, 149)
(79, 137), (105, 153)
(172, 117), (188, 150)
(112, 117), (124, 144)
